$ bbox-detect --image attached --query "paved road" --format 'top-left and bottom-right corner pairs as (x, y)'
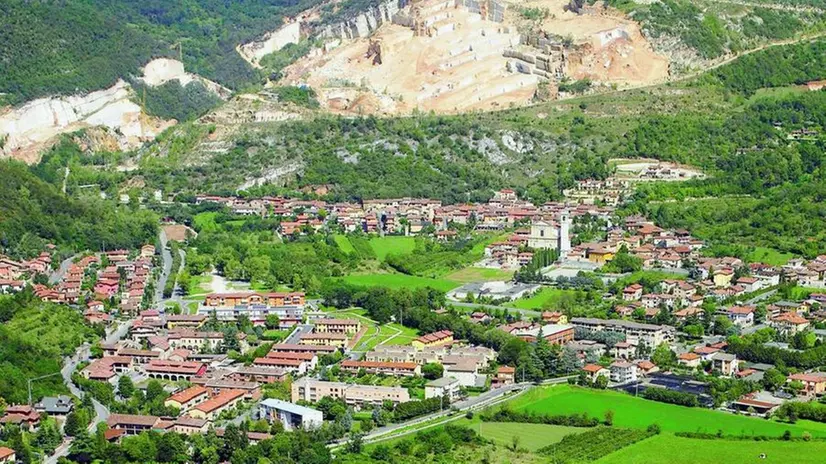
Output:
(745, 289), (778, 305)
(330, 376), (574, 448)
(49, 255), (77, 285)
(154, 230), (173, 306)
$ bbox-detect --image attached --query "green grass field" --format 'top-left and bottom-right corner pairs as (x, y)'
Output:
(186, 274), (212, 297)
(369, 236), (417, 260)
(597, 433), (826, 464)
(510, 386), (826, 438)
(339, 273), (459, 292)
(505, 287), (578, 310)
(193, 212), (219, 233)
(747, 247), (794, 266)
(445, 267), (514, 284)
(470, 421), (586, 451)
(333, 235), (356, 254)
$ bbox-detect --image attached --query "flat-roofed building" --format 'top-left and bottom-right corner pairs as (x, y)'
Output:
(425, 377), (461, 402)
(259, 399), (323, 431)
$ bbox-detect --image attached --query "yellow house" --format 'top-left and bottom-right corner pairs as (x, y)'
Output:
(164, 385), (208, 412)
(587, 248), (614, 265)
(411, 330), (453, 350)
(299, 332), (348, 348)
(714, 268), (734, 288)
(187, 389), (245, 421)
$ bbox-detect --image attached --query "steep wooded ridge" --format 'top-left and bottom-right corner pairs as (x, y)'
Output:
(0, 0), (325, 105)
(0, 160), (158, 259)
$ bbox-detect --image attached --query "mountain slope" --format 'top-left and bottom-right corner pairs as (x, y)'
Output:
(0, 160), (158, 258)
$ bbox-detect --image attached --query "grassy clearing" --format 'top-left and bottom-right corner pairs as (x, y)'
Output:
(471, 421), (586, 451)
(614, 270), (687, 286)
(445, 267), (514, 284)
(510, 385), (826, 438)
(338, 273), (459, 292)
(193, 212), (219, 233)
(333, 235), (356, 254)
(747, 246), (794, 266)
(187, 274), (212, 296)
(505, 287), (578, 310)
(597, 433), (826, 464)
(186, 302), (199, 314)
(369, 236), (416, 260)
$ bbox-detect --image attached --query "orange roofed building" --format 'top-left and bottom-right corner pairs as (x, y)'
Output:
(199, 291), (305, 323)
(412, 330), (454, 350)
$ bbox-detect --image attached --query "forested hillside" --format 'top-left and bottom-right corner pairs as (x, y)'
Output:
(0, 291), (97, 404)
(0, 0), (325, 105)
(0, 160), (158, 259)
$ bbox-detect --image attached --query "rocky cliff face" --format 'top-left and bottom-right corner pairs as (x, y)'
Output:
(238, 22), (302, 68)
(320, 0), (407, 40)
(0, 58), (226, 163)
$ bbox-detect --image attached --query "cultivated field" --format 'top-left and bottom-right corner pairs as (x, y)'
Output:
(510, 386), (826, 438)
(597, 433), (826, 464)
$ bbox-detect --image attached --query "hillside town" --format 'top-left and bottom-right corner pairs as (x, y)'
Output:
(5, 175), (826, 464)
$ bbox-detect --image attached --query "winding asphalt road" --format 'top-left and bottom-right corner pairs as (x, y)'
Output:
(47, 230), (174, 463)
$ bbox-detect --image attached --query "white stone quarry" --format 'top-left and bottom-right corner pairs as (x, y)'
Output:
(1, 58), (226, 160)
(238, 22), (302, 67)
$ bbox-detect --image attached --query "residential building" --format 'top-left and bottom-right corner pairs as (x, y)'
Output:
(788, 373), (826, 397)
(314, 318), (361, 335)
(541, 311), (567, 324)
(678, 352), (701, 368)
(188, 389), (246, 421)
(34, 395), (73, 417)
(299, 332), (348, 348)
(339, 360), (421, 377)
(572, 318), (675, 347)
(609, 362), (638, 384)
(771, 312), (810, 335)
(583, 364), (610, 383)
(106, 414), (161, 436)
(259, 399), (323, 431)
(0, 447), (15, 463)
(199, 292), (305, 322)
(724, 306), (755, 327)
(412, 330), (454, 350)
(492, 366), (515, 387)
(0, 406), (40, 429)
(164, 386), (209, 412)
(144, 360), (206, 381)
(291, 378), (410, 407)
(711, 353), (739, 377)
(425, 377), (462, 402)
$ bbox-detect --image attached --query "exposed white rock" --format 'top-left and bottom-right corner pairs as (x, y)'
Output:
(238, 22), (302, 67)
(0, 58), (225, 162)
(140, 58), (232, 98)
